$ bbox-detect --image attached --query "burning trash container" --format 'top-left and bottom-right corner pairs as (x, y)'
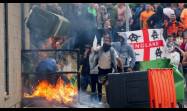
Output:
(21, 49), (80, 108)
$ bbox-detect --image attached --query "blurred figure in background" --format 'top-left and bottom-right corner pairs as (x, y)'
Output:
(180, 4), (187, 30)
(147, 5), (164, 29)
(80, 44), (92, 92)
(164, 36), (181, 69)
(175, 3), (184, 22)
(96, 4), (109, 45)
(140, 4), (155, 29)
(131, 3), (144, 30)
(163, 13), (184, 39)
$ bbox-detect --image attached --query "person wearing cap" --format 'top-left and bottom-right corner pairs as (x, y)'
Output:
(164, 13), (184, 39)
(80, 44), (92, 92)
(90, 33), (121, 102)
(112, 33), (136, 72)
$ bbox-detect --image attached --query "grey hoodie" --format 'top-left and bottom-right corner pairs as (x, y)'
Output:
(112, 36), (136, 68)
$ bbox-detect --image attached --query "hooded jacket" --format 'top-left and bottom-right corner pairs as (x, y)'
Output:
(112, 35), (136, 68)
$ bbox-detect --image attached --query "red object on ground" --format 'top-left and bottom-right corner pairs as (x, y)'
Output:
(148, 69), (176, 108)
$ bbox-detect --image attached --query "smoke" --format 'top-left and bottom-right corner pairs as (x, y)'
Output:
(74, 90), (106, 108)
(22, 3), (109, 108)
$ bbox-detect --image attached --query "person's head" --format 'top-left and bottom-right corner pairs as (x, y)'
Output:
(145, 4), (153, 11)
(183, 29), (187, 43)
(171, 3), (177, 9)
(90, 3), (98, 9)
(103, 33), (112, 52)
(164, 3), (171, 7)
(40, 3), (47, 10)
(118, 33), (128, 44)
(155, 6), (163, 15)
(104, 19), (112, 29)
(100, 5), (107, 14)
(153, 3), (160, 10)
(178, 3), (184, 9)
(103, 33), (112, 45)
(184, 4), (187, 8)
(140, 3), (144, 8)
(117, 3), (125, 8)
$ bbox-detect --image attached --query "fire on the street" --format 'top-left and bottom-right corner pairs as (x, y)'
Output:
(24, 77), (78, 105)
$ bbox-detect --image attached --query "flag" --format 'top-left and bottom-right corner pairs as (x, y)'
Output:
(118, 29), (166, 61)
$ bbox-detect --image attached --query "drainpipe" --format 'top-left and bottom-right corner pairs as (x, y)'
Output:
(4, 3), (9, 97)
(21, 3), (25, 50)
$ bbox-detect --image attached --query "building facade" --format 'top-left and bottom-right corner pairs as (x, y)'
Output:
(0, 3), (30, 108)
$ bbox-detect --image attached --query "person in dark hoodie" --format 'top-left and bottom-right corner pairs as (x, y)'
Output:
(147, 5), (164, 29)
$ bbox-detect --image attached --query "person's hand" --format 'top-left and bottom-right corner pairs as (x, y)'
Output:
(127, 67), (133, 72)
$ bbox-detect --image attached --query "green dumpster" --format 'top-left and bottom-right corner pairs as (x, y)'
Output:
(138, 58), (185, 103)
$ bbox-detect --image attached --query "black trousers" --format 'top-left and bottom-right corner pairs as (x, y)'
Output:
(90, 74), (99, 93)
(98, 67), (112, 102)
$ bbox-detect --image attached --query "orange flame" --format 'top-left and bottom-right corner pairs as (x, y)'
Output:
(24, 77), (78, 104)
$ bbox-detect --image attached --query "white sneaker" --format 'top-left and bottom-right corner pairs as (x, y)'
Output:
(98, 102), (103, 105)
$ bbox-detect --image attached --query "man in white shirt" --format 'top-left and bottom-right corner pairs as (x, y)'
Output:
(90, 33), (122, 102)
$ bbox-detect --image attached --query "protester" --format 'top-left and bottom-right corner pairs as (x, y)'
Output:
(164, 36), (181, 69)
(175, 3), (184, 22)
(112, 19), (126, 42)
(112, 33), (136, 72)
(147, 5), (164, 29)
(80, 44), (92, 91)
(90, 33), (121, 102)
(180, 4), (187, 30)
(140, 4), (155, 29)
(175, 26), (184, 46)
(163, 13), (184, 39)
(131, 3), (144, 30)
(180, 29), (187, 51)
(96, 4), (109, 44)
